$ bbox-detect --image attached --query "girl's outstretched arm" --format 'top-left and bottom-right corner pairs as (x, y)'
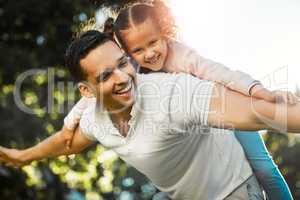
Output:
(165, 41), (298, 104)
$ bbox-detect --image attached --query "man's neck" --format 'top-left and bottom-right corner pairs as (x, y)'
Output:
(109, 106), (132, 121)
(107, 105), (133, 137)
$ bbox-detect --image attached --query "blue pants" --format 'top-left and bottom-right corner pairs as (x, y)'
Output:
(235, 131), (293, 200)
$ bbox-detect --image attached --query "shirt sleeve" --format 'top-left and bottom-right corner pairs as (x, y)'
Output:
(64, 97), (96, 130)
(166, 42), (260, 96)
(78, 104), (98, 141)
(189, 51), (260, 96)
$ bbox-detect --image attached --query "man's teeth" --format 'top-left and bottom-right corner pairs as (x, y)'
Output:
(116, 82), (131, 94)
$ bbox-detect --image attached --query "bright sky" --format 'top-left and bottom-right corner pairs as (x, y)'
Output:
(170, 0), (300, 91)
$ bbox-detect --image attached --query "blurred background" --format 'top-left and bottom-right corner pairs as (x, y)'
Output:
(0, 0), (299, 199)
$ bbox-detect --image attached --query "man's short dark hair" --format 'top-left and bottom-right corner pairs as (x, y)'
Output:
(65, 30), (112, 82)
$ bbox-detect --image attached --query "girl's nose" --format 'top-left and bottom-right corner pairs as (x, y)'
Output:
(144, 49), (156, 61)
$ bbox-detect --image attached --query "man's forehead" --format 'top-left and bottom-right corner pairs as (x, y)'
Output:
(94, 41), (123, 59)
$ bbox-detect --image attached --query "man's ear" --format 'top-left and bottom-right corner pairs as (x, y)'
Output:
(78, 82), (95, 98)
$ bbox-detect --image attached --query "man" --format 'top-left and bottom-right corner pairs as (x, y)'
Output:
(1, 30), (300, 199)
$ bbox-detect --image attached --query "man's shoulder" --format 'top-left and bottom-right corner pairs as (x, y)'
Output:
(136, 73), (187, 96)
(137, 72), (211, 91)
(137, 72), (176, 82)
(136, 73), (213, 114)
(80, 101), (97, 128)
(137, 72), (194, 84)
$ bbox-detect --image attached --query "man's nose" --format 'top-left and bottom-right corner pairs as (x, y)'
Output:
(114, 69), (129, 84)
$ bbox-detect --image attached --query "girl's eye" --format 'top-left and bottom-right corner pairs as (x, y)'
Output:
(132, 48), (143, 55)
(149, 40), (158, 46)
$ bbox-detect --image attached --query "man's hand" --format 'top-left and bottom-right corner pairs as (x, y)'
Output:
(250, 84), (299, 105)
(0, 146), (29, 168)
(0, 127), (93, 169)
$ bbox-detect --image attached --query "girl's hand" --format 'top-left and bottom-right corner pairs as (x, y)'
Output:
(62, 126), (76, 150)
(250, 84), (299, 105)
(65, 132), (74, 150)
(250, 84), (276, 102)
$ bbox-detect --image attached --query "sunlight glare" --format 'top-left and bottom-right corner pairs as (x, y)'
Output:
(170, 0), (300, 90)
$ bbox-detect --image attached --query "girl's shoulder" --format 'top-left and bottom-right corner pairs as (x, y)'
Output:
(167, 39), (196, 55)
(164, 39), (200, 72)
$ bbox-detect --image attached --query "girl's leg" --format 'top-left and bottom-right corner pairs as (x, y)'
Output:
(235, 131), (293, 200)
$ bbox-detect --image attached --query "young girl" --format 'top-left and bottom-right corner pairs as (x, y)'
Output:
(63, 1), (295, 199)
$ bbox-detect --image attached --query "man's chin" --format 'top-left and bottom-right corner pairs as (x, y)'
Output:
(120, 94), (135, 107)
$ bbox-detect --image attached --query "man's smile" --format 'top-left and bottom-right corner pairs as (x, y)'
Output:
(114, 79), (133, 96)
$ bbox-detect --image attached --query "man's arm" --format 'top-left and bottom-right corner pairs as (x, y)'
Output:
(0, 127), (94, 168)
(207, 84), (300, 133)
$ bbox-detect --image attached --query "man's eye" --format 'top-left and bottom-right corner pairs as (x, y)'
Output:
(119, 59), (129, 68)
(98, 72), (112, 82)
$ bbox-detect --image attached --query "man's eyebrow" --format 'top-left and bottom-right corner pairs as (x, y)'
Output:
(116, 55), (127, 66)
(96, 67), (113, 81)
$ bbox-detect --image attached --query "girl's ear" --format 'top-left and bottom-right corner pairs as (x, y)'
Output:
(78, 82), (95, 98)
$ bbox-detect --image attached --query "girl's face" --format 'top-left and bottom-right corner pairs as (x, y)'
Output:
(120, 18), (168, 71)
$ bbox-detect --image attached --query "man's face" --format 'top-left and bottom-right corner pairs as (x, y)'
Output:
(80, 41), (136, 112)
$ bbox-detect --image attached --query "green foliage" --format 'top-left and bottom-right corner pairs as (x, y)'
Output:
(0, 0), (157, 199)
(264, 133), (300, 198)
(88, 0), (141, 11)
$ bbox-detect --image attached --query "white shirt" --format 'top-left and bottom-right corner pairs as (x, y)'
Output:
(79, 73), (253, 200)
